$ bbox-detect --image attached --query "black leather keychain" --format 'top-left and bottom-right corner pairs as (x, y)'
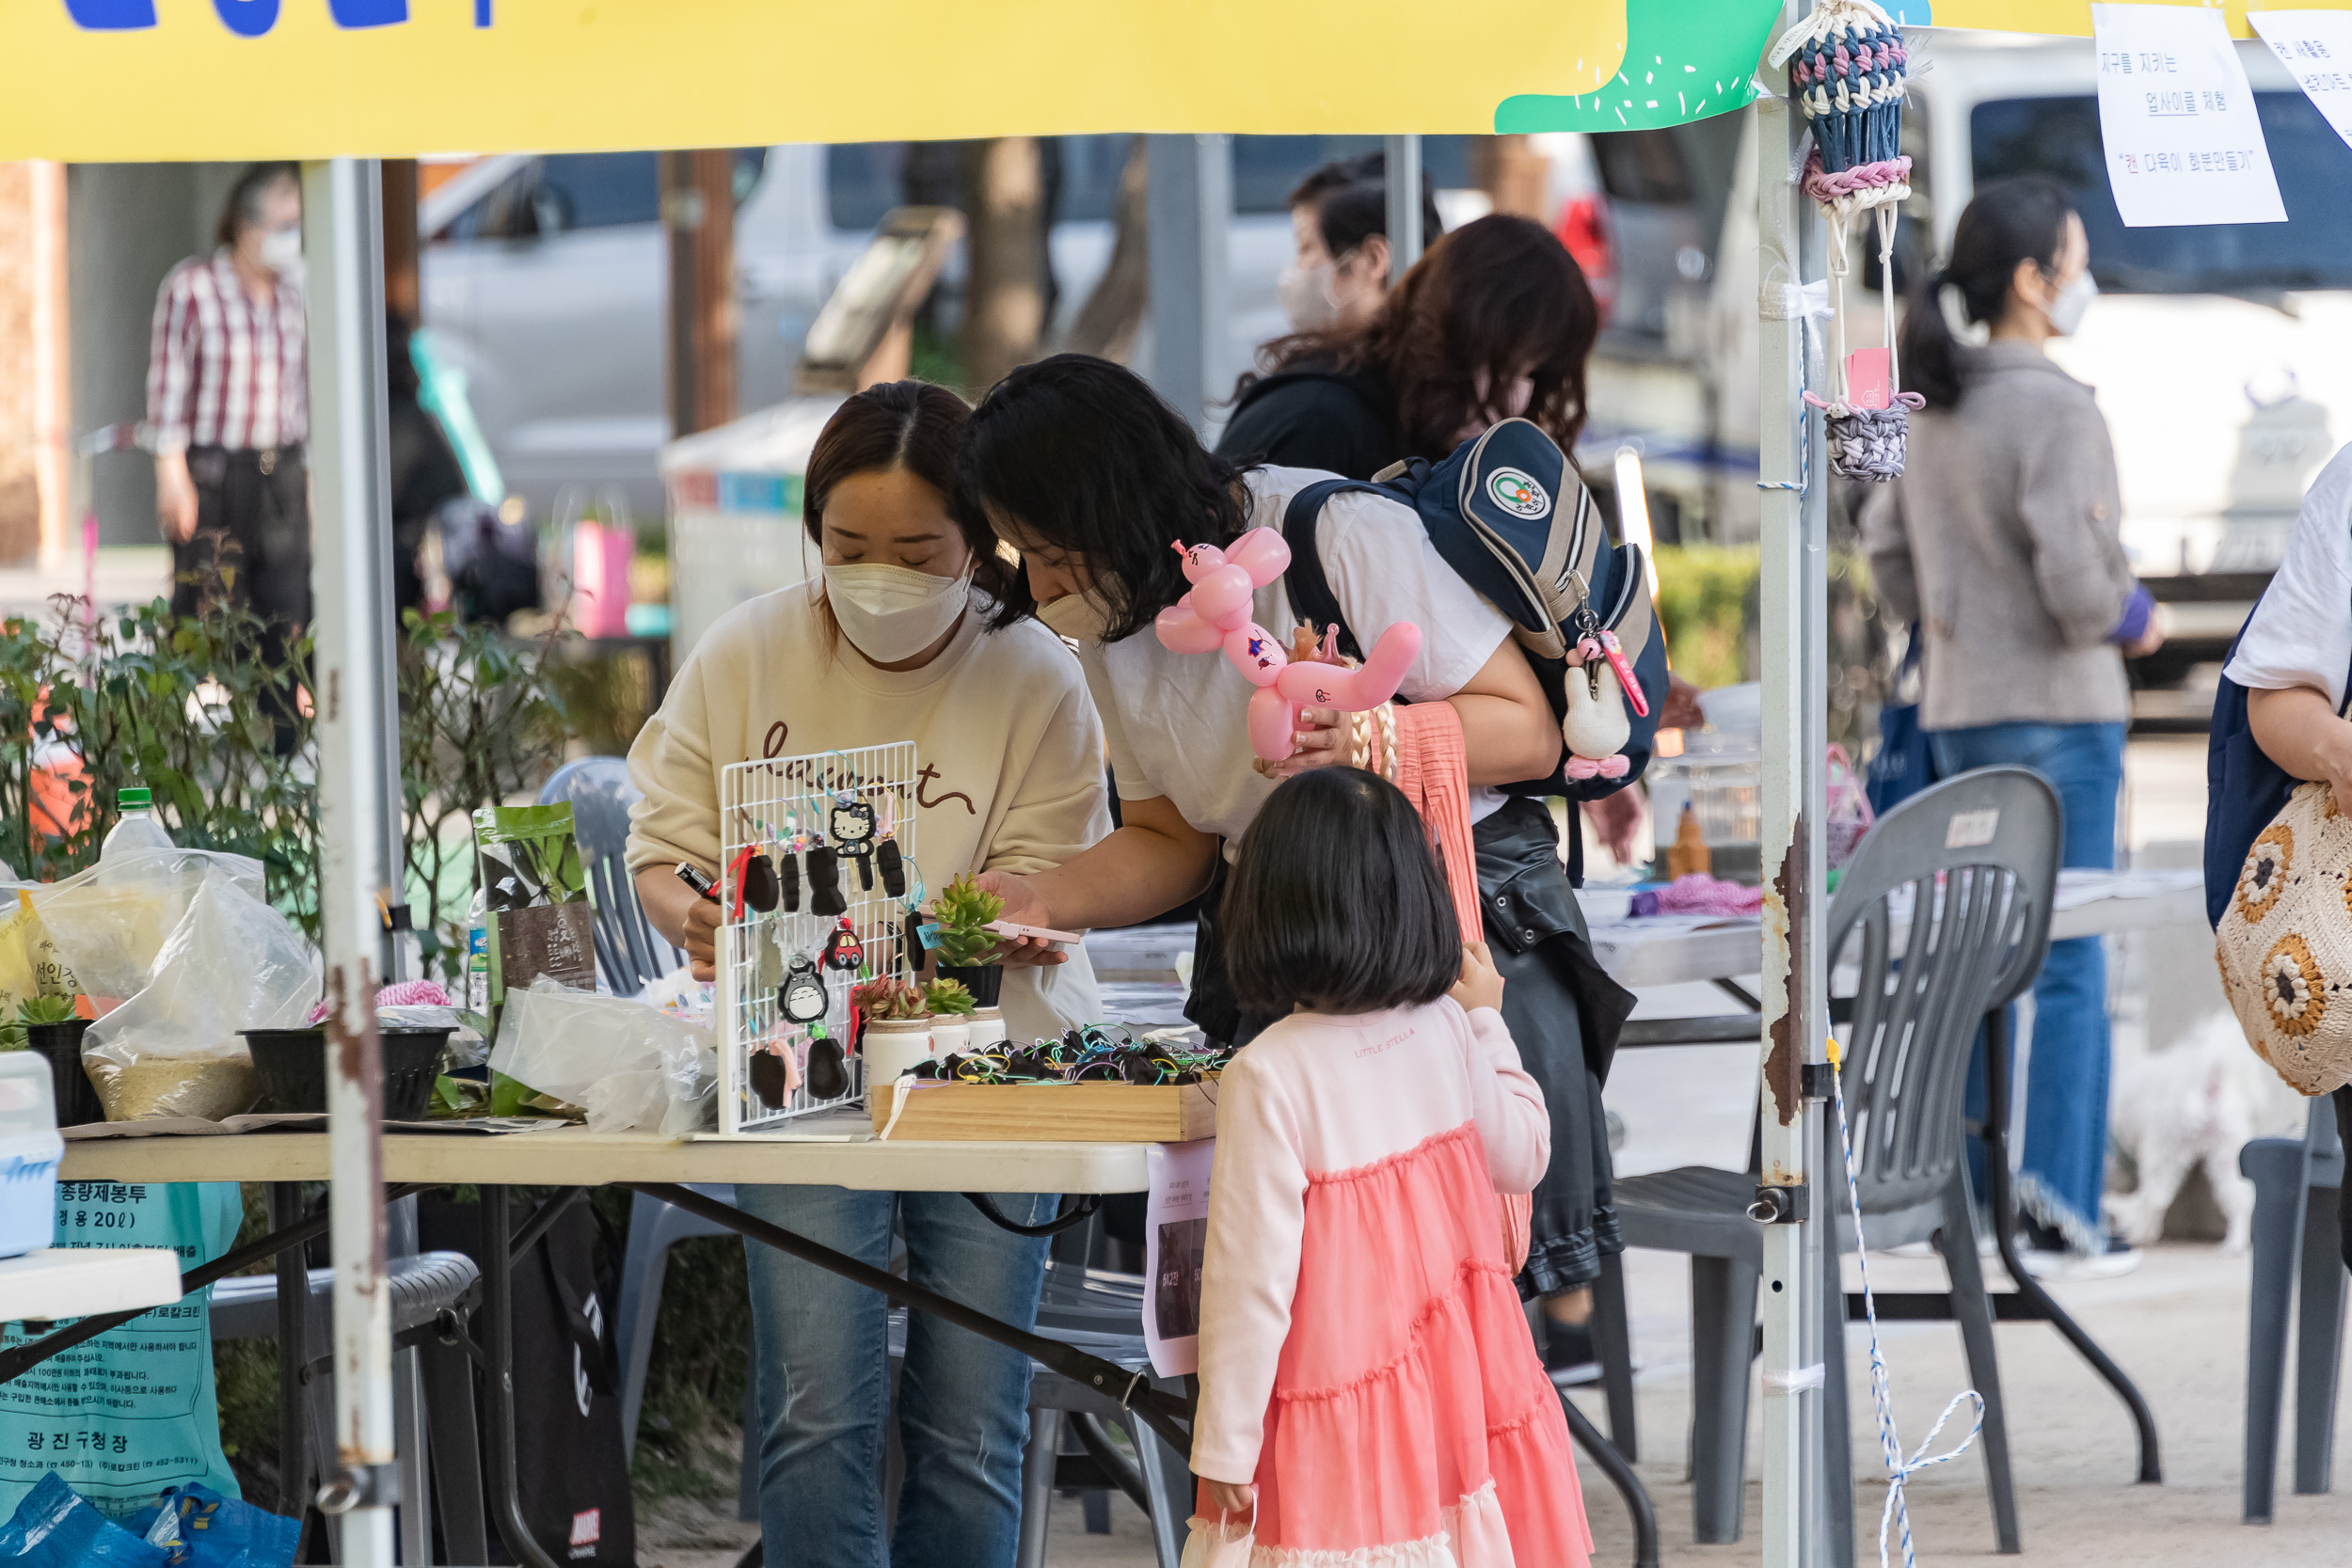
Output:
(805, 1031), (850, 1100)
(806, 845), (846, 916)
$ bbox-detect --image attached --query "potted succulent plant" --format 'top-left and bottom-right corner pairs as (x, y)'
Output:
(11, 997), (102, 1127)
(850, 977), (933, 1087)
(922, 976), (977, 1055)
(930, 873), (1007, 1008)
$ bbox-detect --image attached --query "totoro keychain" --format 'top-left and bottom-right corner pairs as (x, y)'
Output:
(778, 955), (829, 1025)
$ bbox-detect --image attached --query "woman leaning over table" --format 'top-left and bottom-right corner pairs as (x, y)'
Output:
(624, 380), (1110, 1568)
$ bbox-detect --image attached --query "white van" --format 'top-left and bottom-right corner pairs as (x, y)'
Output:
(418, 137), (1482, 519)
(1686, 30), (2352, 676)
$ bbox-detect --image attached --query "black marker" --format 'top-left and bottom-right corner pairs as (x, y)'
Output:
(675, 862), (719, 901)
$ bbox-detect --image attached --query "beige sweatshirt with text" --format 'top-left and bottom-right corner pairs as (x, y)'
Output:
(625, 582), (1110, 1042)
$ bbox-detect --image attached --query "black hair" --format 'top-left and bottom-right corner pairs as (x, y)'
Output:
(1900, 175), (2074, 411)
(961, 354), (1251, 642)
(1288, 150), (1445, 262)
(216, 162), (300, 250)
(806, 379), (1029, 631)
(1221, 768), (1462, 1017)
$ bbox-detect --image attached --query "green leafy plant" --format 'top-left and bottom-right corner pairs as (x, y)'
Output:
(397, 609), (578, 986)
(921, 977), (976, 1016)
(850, 976), (927, 1022)
(929, 873), (1005, 969)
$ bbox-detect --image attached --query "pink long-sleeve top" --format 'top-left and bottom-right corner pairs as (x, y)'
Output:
(1189, 998), (1551, 1483)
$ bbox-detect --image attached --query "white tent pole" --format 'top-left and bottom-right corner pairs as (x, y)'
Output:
(302, 155), (401, 1566)
(1384, 134), (1423, 277)
(1755, 6), (1835, 1565)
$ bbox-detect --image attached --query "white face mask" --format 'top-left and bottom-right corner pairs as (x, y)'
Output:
(2046, 270), (2098, 336)
(1035, 589), (1114, 644)
(258, 227), (303, 277)
(1277, 260), (1342, 333)
(822, 562), (971, 663)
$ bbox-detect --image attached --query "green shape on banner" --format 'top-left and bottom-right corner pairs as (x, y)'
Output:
(1494, 0), (1784, 131)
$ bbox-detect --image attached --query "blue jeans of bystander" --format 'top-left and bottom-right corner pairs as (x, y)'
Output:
(1930, 721), (2127, 1252)
(737, 1184), (1054, 1568)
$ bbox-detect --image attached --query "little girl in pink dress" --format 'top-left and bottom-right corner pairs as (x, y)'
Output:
(1184, 768), (1592, 1568)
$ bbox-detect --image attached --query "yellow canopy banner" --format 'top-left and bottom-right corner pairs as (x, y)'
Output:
(1900, 1), (2352, 37)
(0, 0), (1635, 161)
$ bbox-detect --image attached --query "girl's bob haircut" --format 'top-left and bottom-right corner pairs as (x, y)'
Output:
(1221, 768), (1462, 1016)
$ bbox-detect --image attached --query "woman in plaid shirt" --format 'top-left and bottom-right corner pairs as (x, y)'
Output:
(147, 161), (309, 748)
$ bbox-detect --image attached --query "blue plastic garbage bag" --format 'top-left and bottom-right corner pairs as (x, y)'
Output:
(0, 1472), (169, 1566)
(126, 1484), (298, 1568)
(0, 1183), (244, 1520)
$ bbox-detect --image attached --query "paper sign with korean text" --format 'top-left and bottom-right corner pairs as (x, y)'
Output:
(2091, 3), (2287, 227)
(2249, 9), (2352, 151)
(1142, 1138), (1216, 1376)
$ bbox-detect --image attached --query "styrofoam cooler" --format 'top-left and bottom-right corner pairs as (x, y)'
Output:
(0, 1053), (63, 1259)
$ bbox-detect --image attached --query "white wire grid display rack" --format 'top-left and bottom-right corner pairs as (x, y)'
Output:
(717, 742), (919, 1134)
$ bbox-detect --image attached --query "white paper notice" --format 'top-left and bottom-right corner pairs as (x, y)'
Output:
(2091, 4), (2287, 227)
(2249, 9), (2352, 151)
(1142, 1137), (1215, 1376)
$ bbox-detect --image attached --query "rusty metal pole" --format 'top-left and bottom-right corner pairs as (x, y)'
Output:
(301, 156), (401, 1565)
(1755, 7), (1834, 1564)
(661, 150), (738, 438)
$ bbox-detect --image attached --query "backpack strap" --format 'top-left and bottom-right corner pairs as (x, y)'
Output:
(1279, 479), (1389, 662)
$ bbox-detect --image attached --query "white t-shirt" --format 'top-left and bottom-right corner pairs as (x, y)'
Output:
(2226, 441), (2352, 709)
(1081, 467), (1517, 851)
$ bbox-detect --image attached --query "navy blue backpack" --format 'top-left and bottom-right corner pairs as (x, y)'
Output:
(2204, 594), (2352, 927)
(1273, 417), (1670, 806)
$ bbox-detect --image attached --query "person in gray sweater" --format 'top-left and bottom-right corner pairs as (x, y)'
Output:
(1862, 175), (2164, 1276)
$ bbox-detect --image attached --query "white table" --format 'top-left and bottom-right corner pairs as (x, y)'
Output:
(0, 1246), (181, 1323)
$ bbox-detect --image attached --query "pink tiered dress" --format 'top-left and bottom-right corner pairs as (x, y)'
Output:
(1185, 999), (1592, 1568)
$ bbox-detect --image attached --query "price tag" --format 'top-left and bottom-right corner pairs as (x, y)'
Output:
(1845, 348), (1892, 412)
(2091, 3), (2286, 228)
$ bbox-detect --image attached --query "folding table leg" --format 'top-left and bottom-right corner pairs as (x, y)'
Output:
(420, 1333), (488, 1566)
(482, 1186), (560, 1568)
(267, 1182), (310, 1522)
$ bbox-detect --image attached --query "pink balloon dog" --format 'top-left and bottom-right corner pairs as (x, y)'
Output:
(1153, 529), (1424, 762)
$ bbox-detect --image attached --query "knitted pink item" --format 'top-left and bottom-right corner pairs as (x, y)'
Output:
(1803, 151), (1911, 204)
(304, 978), (457, 1023)
(1638, 874), (1764, 918)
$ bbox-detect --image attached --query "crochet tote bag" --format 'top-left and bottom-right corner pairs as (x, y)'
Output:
(2216, 780), (2352, 1095)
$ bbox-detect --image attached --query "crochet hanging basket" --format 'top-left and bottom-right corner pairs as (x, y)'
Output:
(2214, 781), (2352, 1096)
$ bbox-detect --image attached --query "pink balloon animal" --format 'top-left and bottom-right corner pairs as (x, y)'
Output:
(1153, 529), (1424, 762)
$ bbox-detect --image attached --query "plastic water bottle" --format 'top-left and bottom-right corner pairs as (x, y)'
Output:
(99, 785), (173, 863)
(465, 888), (491, 1017)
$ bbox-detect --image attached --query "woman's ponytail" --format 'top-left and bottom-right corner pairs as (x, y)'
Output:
(1905, 175), (2074, 413)
(1900, 266), (1963, 412)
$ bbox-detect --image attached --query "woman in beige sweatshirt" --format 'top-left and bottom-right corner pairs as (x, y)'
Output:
(623, 380), (1109, 1568)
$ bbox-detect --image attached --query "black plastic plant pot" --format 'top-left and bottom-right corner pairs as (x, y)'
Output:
(936, 963), (1004, 1008)
(27, 1019), (103, 1128)
(242, 1027), (452, 1121)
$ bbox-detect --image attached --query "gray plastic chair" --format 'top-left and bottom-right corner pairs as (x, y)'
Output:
(1611, 767), (2059, 1559)
(537, 755), (684, 994)
(2241, 1098), (2347, 1523)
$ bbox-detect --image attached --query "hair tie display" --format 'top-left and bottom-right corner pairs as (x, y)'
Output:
(1772, 0), (1918, 482)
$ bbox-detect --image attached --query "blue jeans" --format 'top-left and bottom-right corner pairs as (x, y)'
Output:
(1930, 721), (2126, 1252)
(737, 1185), (1054, 1568)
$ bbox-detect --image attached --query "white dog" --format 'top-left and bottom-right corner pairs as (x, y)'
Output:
(2106, 1010), (2307, 1253)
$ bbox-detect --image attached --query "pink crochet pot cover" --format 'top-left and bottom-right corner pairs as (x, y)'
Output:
(1187, 1123), (1593, 1567)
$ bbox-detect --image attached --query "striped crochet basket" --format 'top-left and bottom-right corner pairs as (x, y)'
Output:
(2215, 780), (2352, 1095)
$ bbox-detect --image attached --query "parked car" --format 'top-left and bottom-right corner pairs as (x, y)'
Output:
(419, 136), (1476, 518)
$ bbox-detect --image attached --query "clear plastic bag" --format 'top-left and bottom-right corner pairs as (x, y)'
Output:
(489, 977), (716, 1136)
(70, 865), (320, 1121)
(25, 849), (266, 1007)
